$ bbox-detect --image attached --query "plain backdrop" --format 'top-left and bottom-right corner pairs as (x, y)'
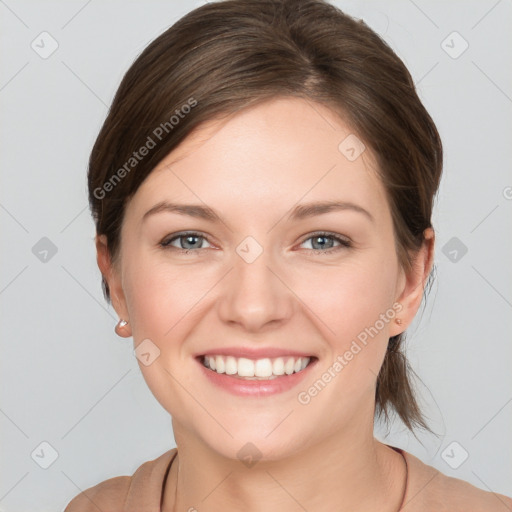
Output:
(1, 1), (511, 510)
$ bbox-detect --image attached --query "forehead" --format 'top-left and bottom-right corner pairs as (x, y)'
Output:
(126, 97), (389, 225)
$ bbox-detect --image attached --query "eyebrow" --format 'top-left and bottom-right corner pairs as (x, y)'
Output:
(290, 200), (374, 222)
(142, 200), (374, 224)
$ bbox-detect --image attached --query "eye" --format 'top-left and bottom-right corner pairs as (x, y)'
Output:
(299, 232), (352, 254)
(159, 231), (352, 255)
(160, 231), (212, 253)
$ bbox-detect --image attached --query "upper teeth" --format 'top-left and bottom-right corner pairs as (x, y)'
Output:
(203, 355), (311, 378)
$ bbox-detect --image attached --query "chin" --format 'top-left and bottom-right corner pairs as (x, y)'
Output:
(202, 423), (308, 464)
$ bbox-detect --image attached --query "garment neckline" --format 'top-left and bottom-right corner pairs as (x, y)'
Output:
(160, 449), (178, 508)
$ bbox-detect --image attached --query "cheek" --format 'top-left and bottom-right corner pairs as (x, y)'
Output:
(122, 252), (219, 342)
(300, 255), (398, 341)
(297, 254), (399, 397)
(120, 255), (215, 414)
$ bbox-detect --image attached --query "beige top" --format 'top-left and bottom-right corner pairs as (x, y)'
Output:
(64, 445), (512, 511)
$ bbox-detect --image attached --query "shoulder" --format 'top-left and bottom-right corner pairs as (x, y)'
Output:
(400, 448), (512, 512)
(63, 475), (131, 512)
(63, 448), (178, 512)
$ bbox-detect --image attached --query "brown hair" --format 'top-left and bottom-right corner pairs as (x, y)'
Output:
(88, 0), (443, 434)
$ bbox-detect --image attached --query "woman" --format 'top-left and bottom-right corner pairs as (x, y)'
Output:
(64, 0), (512, 510)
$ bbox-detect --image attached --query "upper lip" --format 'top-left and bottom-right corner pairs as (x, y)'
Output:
(196, 347), (316, 359)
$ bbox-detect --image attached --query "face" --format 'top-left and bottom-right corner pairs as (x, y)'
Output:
(100, 97), (429, 462)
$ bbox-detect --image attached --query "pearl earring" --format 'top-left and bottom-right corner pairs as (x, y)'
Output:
(118, 319), (128, 328)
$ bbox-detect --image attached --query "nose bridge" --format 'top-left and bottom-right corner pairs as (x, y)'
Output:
(217, 236), (293, 331)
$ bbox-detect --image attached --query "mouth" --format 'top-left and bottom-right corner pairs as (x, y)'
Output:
(197, 354), (318, 380)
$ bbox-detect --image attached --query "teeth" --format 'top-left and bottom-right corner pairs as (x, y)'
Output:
(215, 356), (225, 374)
(284, 357), (295, 375)
(203, 355), (311, 379)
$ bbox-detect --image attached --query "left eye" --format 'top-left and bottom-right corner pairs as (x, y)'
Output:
(299, 232), (352, 253)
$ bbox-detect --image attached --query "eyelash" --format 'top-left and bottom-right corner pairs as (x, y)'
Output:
(159, 231), (352, 255)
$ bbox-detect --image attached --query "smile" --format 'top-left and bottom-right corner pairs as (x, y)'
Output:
(201, 355), (314, 380)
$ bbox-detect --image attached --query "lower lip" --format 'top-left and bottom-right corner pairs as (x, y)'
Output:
(196, 357), (317, 397)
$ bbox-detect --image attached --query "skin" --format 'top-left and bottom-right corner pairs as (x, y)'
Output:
(97, 97), (434, 512)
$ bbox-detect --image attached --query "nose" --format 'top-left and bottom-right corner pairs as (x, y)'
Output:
(217, 243), (295, 333)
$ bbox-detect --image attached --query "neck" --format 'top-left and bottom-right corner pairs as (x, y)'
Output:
(163, 423), (407, 512)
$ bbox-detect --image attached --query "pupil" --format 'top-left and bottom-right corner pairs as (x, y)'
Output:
(184, 235), (199, 249)
(314, 236), (331, 249)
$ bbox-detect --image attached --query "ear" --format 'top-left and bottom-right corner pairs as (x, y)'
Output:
(389, 227), (435, 337)
(96, 234), (132, 337)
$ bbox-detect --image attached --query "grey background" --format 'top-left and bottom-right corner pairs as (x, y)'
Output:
(1, 0), (511, 510)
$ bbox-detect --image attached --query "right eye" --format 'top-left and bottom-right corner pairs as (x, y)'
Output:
(160, 231), (213, 253)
